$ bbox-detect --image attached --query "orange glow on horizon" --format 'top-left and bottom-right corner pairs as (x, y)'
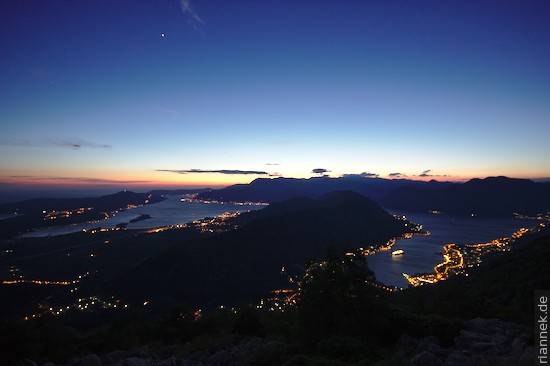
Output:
(0, 170), (265, 190)
(1, 169), (547, 191)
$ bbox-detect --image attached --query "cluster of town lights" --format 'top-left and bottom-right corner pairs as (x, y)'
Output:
(403, 226), (536, 286)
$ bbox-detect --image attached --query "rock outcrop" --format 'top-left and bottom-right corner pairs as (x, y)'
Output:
(29, 339), (276, 366)
(23, 318), (536, 366)
(401, 318), (535, 366)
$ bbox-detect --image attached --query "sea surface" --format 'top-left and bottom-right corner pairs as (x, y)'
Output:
(366, 210), (533, 288)
(20, 195), (263, 238)
(20, 201), (534, 288)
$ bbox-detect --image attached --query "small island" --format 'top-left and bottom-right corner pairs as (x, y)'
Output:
(129, 214), (152, 224)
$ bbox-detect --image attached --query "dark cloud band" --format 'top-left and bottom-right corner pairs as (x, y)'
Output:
(312, 168), (329, 175)
(416, 169), (447, 178)
(157, 169), (269, 175)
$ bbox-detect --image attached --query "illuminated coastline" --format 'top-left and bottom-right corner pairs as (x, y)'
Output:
(402, 226), (540, 287)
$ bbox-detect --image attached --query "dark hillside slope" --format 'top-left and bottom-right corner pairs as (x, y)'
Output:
(233, 190), (392, 225)
(0, 191), (163, 215)
(111, 191), (408, 307)
(0, 191), (165, 239)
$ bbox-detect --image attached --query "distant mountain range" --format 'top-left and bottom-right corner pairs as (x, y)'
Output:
(196, 176), (450, 203)
(1, 175), (548, 239)
(197, 176), (550, 216)
(381, 176), (550, 216)
(109, 191), (409, 307)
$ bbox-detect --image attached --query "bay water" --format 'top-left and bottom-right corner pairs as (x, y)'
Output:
(367, 210), (532, 288)
(20, 195), (263, 237)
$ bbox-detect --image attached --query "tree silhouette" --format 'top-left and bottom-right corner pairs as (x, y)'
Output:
(296, 246), (378, 345)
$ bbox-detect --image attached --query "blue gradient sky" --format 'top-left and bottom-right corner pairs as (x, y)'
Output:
(1, 0), (549, 190)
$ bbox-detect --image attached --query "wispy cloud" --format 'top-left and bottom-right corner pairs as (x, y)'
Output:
(7, 176), (152, 185)
(342, 172), (379, 178)
(419, 169), (432, 177)
(312, 168), (330, 176)
(359, 172), (378, 178)
(416, 169), (447, 178)
(157, 169), (271, 175)
(158, 108), (180, 117)
(180, 0), (205, 32)
(266, 163), (281, 166)
(0, 137), (111, 149)
(388, 172), (407, 178)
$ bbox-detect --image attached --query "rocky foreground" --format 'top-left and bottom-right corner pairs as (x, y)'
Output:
(402, 318), (536, 366)
(19, 318), (536, 366)
(19, 339), (274, 366)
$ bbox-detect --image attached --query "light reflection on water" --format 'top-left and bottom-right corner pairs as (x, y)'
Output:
(367, 210), (532, 288)
(20, 195), (263, 238)
(20, 202), (534, 287)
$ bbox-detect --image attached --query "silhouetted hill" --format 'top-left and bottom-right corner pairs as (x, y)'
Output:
(233, 190), (392, 226)
(196, 176), (450, 203)
(0, 191), (165, 239)
(110, 191), (409, 308)
(0, 190), (164, 215)
(380, 176), (550, 216)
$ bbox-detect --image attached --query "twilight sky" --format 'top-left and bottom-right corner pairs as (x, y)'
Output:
(1, 0), (549, 192)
